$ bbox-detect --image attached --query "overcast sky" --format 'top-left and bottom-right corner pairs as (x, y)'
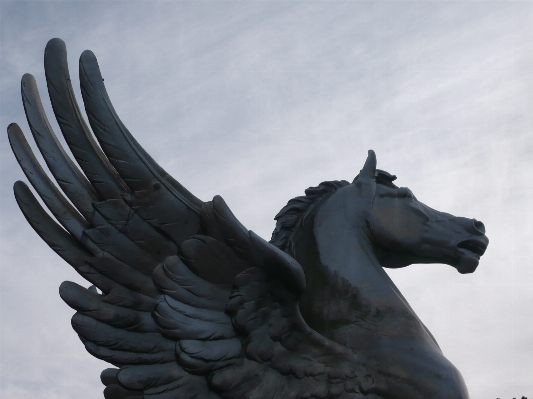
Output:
(0, 1), (532, 398)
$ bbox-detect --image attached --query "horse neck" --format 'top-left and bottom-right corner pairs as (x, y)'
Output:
(290, 191), (438, 350)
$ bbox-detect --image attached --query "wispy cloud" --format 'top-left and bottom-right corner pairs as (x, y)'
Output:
(1, 2), (532, 398)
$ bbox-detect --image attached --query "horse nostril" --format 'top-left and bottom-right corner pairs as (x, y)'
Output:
(473, 219), (485, 234)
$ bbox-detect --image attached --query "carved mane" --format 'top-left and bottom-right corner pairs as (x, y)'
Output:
(270, 180), (350, 252)
(270, 171), (398, 253)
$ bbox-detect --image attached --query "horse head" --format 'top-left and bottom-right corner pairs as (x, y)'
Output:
(356, 150), (489, 274)
(271, 151), (489, 329)
(271, 150), (488, 398)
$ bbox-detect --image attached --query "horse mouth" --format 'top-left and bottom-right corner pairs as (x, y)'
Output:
(457, 239), (487, 258)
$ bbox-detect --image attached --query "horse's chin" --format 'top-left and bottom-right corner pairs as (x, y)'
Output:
(453, 237), (488, 274)
(454, 249), (481, 274)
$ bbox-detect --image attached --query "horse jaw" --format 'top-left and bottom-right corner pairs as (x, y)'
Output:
(369, 184), (489, 274)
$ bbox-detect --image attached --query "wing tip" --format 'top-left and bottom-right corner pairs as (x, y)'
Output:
(13, 180), (30, 198)
(100, 368), (119, 386)
(21, 73), (36, 85)
(80, 49), (98, 65)
(46, 37), (66, 51)
(45, 38), (68, 72)
(7, 122), (19, 134)
(7, 123), (24, 147)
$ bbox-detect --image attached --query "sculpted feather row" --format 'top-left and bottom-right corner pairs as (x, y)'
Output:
(9, 38), (369, 399)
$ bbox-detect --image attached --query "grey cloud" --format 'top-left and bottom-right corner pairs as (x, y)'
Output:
(1, 2), (532, 398)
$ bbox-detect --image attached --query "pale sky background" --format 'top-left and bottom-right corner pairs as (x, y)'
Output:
(0, 1), (532, 398)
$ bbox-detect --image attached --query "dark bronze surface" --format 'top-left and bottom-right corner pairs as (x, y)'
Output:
(8, 38), (488, 399)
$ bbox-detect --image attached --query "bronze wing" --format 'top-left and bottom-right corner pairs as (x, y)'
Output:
(9, 39), (368, 399)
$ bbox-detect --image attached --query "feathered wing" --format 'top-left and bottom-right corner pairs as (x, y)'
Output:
(158, 197), (373, 399)
(9, 39), (369, 399)
(10, 38), (211, 399)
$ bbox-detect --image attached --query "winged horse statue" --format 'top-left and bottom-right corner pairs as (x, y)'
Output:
(8, 39), (489, 399)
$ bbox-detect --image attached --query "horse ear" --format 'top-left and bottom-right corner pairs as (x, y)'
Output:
(353, 150), (377, 183)
(361, 150), (377, 176)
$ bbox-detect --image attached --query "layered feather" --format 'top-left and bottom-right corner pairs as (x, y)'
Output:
(10, 38), (215, 399)
(10, 38), (371, 399)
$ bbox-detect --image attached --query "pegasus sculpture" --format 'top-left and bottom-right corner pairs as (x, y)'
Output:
(8, 39), (489, 399)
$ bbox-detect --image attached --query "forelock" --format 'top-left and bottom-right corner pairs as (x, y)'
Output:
(269, 180), (350, 252)
(269, 170), (398, 252)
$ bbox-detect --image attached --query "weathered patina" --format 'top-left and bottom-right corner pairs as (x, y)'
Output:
(9, 38), (488, 399)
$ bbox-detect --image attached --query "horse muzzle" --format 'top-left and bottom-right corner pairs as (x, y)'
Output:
(453, 219), (489, 273)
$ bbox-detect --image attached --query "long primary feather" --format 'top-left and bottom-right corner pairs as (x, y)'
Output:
(44, 38), (129, 200)
(22, 73), (99, 217)
(79, 50), (203, 244)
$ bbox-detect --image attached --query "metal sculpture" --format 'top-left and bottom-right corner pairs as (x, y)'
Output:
(8, 39), (489, 399)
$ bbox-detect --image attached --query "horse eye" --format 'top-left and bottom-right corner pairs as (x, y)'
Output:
(398, 188), (414, 199)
